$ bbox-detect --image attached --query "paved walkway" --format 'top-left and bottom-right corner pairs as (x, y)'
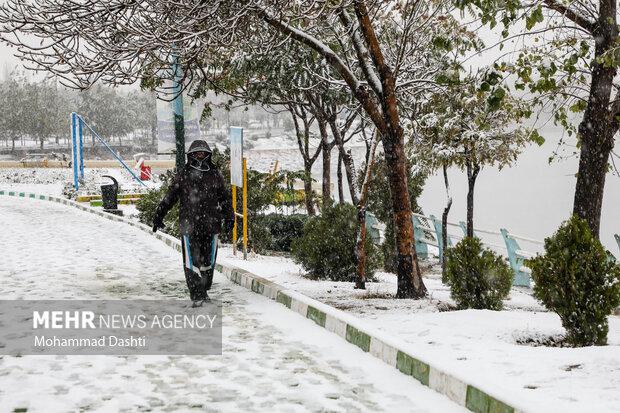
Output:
(0, 197), (463, 412)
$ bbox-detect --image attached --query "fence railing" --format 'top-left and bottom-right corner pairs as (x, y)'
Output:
(411, 213), (547, 288)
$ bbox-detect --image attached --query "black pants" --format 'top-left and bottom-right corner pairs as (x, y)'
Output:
(181, 232), (219, 301)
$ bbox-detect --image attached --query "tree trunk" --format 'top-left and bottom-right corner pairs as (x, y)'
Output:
(318, 119), (331, 209)
(151, 119), (157, 147)
(289, 103), (320, 216)
(337, 151), (344, 204)
(573, 137), (613, 236)
(466, 161), (480, 239)
(382, 130), (426, 298)
(322, 143), (331, 209)
(355, 206), (368, 289)
(354, 129), (380, 290)
(441, 163), (452, 279)
(572, 1), (617, 237)
(303, 166), (315, 216)
(328, 119), (359, 205)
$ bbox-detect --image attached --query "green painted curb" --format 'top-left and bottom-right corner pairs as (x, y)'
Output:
(276, 292), (292, 308)
(396, 351), (430, 385)
(251, 279), (264, 294)
(306, 306), (326, 327)
(230, 270), (240, 284)
(346, 324), (371, 352)
(466, 386), (514, 413)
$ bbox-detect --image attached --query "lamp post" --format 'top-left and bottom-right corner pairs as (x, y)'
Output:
(172, 55), (185, 170)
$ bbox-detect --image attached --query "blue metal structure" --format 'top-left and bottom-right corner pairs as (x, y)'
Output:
(459, 220), (479, 238)
(171, 54), (185, 170)
(412, 215), (436, 259)
(78, 116), (84, 180)
(500, 228), (531, 287)
(70, 113), (147, 191)
(365, 211), (381, 245)
(429, 214), (451, 262)
(70, 112), (79, 190)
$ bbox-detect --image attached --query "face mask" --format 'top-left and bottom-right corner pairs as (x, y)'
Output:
(188, 154), (211, 171)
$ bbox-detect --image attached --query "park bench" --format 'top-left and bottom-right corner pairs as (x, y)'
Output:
(411, 213), (544, 287)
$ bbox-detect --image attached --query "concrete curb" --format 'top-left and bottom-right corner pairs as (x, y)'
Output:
(1, 189), (526, 413)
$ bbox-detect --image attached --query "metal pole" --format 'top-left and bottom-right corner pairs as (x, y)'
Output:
(242, 157), (248, 260)
(172, 55), (185, 170)
(78, 117), (84, 180)
(232, 184), (237, 256)
(70, 112), (79, 191)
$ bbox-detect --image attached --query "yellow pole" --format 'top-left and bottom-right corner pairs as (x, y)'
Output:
(242, 158), (248, 260)
(232, 184), (237, 256)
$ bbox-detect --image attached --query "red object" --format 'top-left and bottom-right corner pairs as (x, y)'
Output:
(140, 165), (152, 181)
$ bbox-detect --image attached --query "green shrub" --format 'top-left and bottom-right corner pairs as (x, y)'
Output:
(232, 214), (308, 254)
(444, 237), (513, 310)
(527, 215), (620, 346)
(136, 170), (180, 238)
(291, 203), (381, 282)
(259, 213), (307, 251)
(247, 218), (273, 253)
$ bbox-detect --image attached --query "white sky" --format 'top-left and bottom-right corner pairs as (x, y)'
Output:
(1, 42), (21, 79)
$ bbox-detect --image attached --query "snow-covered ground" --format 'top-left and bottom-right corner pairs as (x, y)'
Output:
(2, 169), (619, 412)
(0, 167), (155, 197)
(217, 250), (620, 413)
(0, 196), (463, 412)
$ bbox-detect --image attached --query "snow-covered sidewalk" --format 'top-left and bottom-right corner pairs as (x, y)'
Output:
(0, 196), (463, 412)
(218, 247), (620, 412)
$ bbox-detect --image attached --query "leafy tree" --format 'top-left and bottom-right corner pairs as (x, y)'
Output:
(455, 0), (620, 237)
(414, 74), (534, 240)
(0, 74), (27, 151)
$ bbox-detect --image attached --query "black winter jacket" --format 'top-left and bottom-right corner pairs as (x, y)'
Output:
(154, 165), (234, 235)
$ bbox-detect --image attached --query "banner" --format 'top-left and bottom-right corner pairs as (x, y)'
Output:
(230, 126), (243, 187)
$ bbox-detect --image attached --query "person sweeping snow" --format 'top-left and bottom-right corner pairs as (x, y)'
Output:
(152, 140), (235, 307)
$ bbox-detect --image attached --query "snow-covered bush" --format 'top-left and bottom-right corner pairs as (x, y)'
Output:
(527, 216), (620, 346)
(291, 203), (381, 282)
(254, 213), (307, 252)
(246, 214), (307, 254)
(444, 237), (513, 310)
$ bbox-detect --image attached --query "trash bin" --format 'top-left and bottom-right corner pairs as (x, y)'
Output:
(101, 175), (121, 215)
